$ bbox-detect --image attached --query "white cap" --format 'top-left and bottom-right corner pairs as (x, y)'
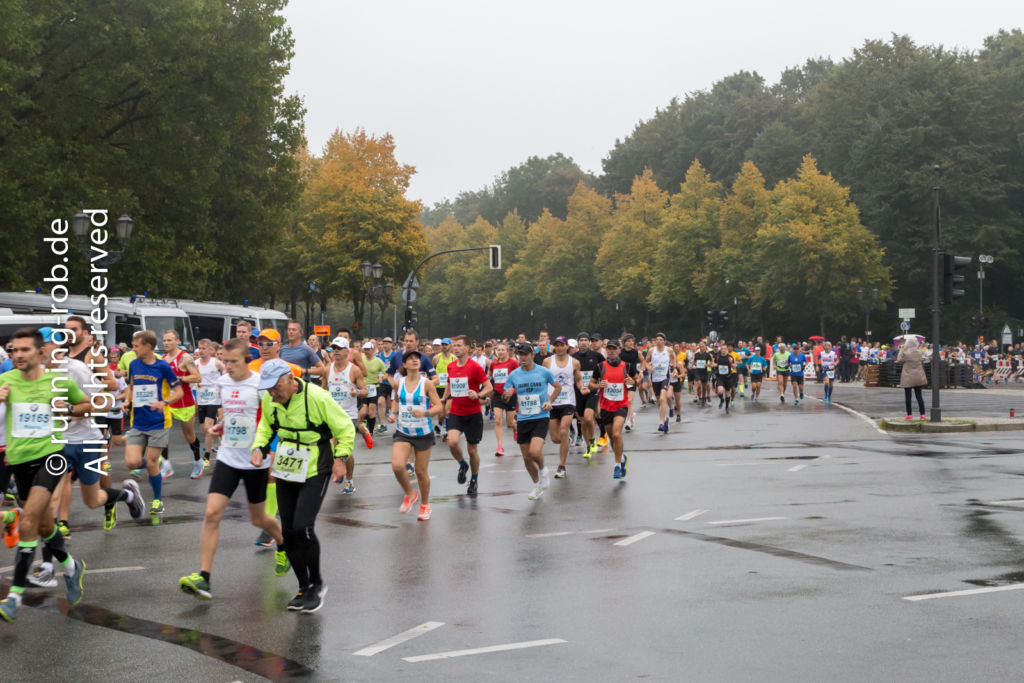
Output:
(432, 338), (442, 346)
(362, 341), (374, 349)
(330, 337), (349, 349)
(568, 338), (578, 348)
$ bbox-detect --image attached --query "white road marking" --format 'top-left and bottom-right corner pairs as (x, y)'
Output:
(353, 621), (445, 656)
(403, 638), (567, 662)
(708, 517), (786, 526)
(788, 464), (808, 472)
(988, 499), (1024, 506)
(526, 528), (616, 539)
(614, 531), (656, 547)
(0, 565), (144, 575)
(827, 400), (888, 435)
(716, 462), (778, 467)
(675, 509), (709, 521)
(903, 584), (1024, 601)
(583, 528), (615, 534)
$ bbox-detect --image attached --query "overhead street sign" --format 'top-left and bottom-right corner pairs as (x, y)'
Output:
(898, 308), (916, 319)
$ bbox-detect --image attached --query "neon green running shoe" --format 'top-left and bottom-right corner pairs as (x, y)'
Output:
(179, 572), (211, 600)
(274, 550), (290, 577)
(103, 506), (117, 532)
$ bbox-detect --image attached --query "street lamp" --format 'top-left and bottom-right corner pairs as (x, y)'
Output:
(978, 254), (993, 326)
(856, 287), (879, 341)
(360, 261), (388, 338)
(71, 205), (134, 266)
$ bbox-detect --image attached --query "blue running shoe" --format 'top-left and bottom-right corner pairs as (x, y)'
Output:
(621, 454), (628, 478)
(613, 463), (622, 479)
(64, 559), (85, 606)
(0, 596), (17, 622)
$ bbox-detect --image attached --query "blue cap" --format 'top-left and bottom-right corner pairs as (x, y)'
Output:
(257, 358), (293, 391)
(442, 337), (451, 345)
(38, 327), (55, 342)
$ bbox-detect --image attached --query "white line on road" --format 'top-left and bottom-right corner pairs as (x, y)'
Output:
(614, 531), (656, 547)
(403, 638), (567, 662)
(788, 464), (808, 472)
(353, 622), (445, 656)
(0, 565), (144, 575)
(675, 509), (709, 521)
(708, 517), (786, 526)
(716, 462), (778, 467)
(904, 584), (1024, 601)
(526, 531), (573, 538)
(988, 499), (1024, 506)
(827, 400), (888, 435)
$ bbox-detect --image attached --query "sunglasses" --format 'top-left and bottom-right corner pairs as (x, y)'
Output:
(258, 341), (278, 348)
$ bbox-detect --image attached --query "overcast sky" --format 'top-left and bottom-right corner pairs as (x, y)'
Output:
(282, 0), (1019, 207)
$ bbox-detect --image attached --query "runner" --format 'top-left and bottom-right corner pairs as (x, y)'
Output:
(693, 342), (712, 407)
(194, 339), (225, 472)
(234, 320), (261, 362)
(125, 330), (185, 516)
(432, 338), (455, 438)
(671, 342), (686, 421)
(178, 338), (290, 601)
(442, 335), (492, 497)
(375, 337), (399, 434)
(543, 337), (581, 478)
(747, 346), (767, 401)
(388, 350), (443, 520)
(572, 333), (604, 457)
(0, 327), (91, 622)
(590, 338), (631, 479)
(326, 337), (372, 494)
(359, 341), (387, 439)
(788, 343), (807, 405)
(386, 330), (437, 479)
(502, 343), (560, 499)
(773, 343), (790, 402)
(713, 342), (735, 414)
(162, 330), (203, 479)
(619, 335), (643, 432)
(488, 342), (519, 457)
(645, 333), (675, 433)
(820, 341), (838, 403)
(251, 359), (355, 613)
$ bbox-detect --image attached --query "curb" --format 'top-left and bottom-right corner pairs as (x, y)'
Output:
(879, 419), (1024, 433)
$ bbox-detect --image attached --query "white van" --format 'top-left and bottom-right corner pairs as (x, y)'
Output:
(0, 313), (64, 347)
(0, 292), (194, 353)
(176, 300), (289, 343)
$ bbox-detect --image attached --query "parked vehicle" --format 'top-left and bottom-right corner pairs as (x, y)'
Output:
(175, 300), (289, 343)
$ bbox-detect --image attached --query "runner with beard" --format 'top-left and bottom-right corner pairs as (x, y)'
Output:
(589, 338), (632, 480)
(572, 333), (604, 459)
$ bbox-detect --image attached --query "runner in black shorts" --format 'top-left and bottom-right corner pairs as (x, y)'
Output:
(713, 343), (735, 414)
(572, 333), (604, 458)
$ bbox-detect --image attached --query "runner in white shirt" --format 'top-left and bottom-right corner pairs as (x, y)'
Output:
(194, 339), (225, 476)
(543, 337), (581, 479)
(178, 338), (289, 601)
(326, 337), (370, 493)
(819, 341), (838, 403)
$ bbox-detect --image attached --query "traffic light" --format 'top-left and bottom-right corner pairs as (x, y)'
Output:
(404, 306), (417, 330)
(719, 309), (728, 327)
(971, 314), (980, 330)
(707, 310), (715, 328)
(489, 244), (502, 270)
(943, 253), (970, 304)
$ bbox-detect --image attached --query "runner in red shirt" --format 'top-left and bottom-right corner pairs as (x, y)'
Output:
(589, 338), (632, 480)
(163, 330), (203, 478)
(442, 335), (493, 498)
(488, 342), (520, 457)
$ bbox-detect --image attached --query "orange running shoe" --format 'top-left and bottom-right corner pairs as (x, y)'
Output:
(417, 504), (432, 521)
(362, 429), (374, 449)
(3, 508), (19, 548)
(400, 492), (419, 513)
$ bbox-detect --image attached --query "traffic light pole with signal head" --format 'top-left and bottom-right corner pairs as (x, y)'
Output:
(401, 245), (501, 333)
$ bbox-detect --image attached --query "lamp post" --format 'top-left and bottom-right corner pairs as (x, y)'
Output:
(978, 254), (993, 328)
(377, 282), (393, 337)
(71, 205), (134, 267)
(360, 260), (387, 338)
(856, 287), (879, 341)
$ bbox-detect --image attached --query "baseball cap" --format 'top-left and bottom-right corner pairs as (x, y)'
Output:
(554, 336), (569, 345)
(589, 332), (602, 341)
(514, 342), (534, 355)
(432, 338), (442, 346)
(568, 338), (578, 349)
(257, 359), (293, 391)
(605, 338), (622, 348)
(38, 326), (55, 343)
(383, 337), (393, 343)
(362, 341), (374, 349)
(330, 337), (350, 349)
(442, 337), (451, 345)
(577, 331), (589, 340)
(258, 328), (281, 342)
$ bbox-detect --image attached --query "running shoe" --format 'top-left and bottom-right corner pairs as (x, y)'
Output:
(0, 597), (17, 622)
(203, 457), (211, 470)
(406, 462), (416, 480)
(417, 504), (432, 521)
(669, 408), (674, 418)
(663, 420), (669, 433)
(920, 414), (927, 420)
(150, 499), (165, 515)
(160, 458), (174, 479)
(255, 530), (274, 548)
(103, 506), (117, 532)
(64, 559), (85, 606)
(274, 550), (290, 577)
(585, 441), (597, 459)
(3, 509), (19, 548)
(400, 492), (419, 513)
(793, 399), (799, 406)
(362, 430), (374, 449)
(375, 423), (387, 434)
(621, 454), (629, 477)
(342, 480), (356, 495)
(554, 465), (566, 479)
(457, 460), (469, 484)
(800, 393), (804, 400)
(495, 446), (504, 457)
(29, 564), (57, 588)
(189, 460), (204, 479)
(467, 479), (478, 497)
(528, 485), (543, 500)
(129, 468), (143, 479)
(287, 590), (305, 611)
(539, 467), (550, 490)
(675, 413), (681, 422)
(179, 572), (212, 600)
(779, 395), (785, 403)
(57, 521), (71, 540)
(123, 480), (145, 519)
(904, 414), (913, 420)
(597, 435), (608, 448)
(624, 423), (631, 433)
(613, 463), (622, 479)
(302, 584), (327, 613)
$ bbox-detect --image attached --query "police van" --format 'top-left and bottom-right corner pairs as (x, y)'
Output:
(176, 300), (289, 343)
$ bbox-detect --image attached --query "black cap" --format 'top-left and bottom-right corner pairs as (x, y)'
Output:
(605, 338), (622, 348)
(514, 342), (534, 355)
(577, 331), (589, 340)
(589, 332), (602, 341)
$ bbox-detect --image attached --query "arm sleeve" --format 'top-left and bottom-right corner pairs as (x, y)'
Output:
(253, 394), (274, 450)
(63, 375), (86, 404)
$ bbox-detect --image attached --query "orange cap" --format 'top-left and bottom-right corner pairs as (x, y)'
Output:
(257, 328), (281, 342)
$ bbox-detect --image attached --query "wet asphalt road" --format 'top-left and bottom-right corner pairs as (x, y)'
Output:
(4, 387), (1024, 682)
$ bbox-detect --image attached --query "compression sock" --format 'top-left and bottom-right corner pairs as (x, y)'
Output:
(190, 438), (201, 461)
(149, 473), (163, 500)
(42, 526), (69, 565)
(102, 487), (130, 511)
(265, 483), (278, 517)
(200, 570), (210, 583)
(12, 540), (37, 591)
(367, 416), (376, 433)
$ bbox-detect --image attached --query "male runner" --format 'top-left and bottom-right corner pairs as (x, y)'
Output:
(544, 337), (581, 478)
(279, 320), (326, 384)
(488, 342), (519, 457)
(163, 329), (203, 478)
(788, 344), (808, 405)
(773, 343), (790, 402)
(645, 333), (675, 433)
(590, 338), (632, 479)
(692, 342), (712, 406)
(713, 343), (735, 414)
(442, 335), (492, 497)
(325, 337), (371, 493)
(820, 341), (838, 403)
(747, 346), (767, 401)
(432, 338), (455, 437)
(359, 341), (387, 437)
(619, 335), (643, 432)
(502, 343), (560, 500)
(572, 333), (604, 457)
(194, 339), (225, 473)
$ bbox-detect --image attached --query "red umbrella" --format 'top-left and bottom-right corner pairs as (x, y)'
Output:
(808, 335), (825, 342)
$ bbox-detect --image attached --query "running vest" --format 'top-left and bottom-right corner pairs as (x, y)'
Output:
(196, 357), (222, 406)
(397, 375), (433, 437)
(598, 361), (629, 412)
(649, 347), (671, 382)
(166, 350), (195, 408)
(327, 363), (358, 417)
(550, 355), (575, 407)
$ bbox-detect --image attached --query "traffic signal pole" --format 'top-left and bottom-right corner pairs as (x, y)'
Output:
(930, 165), (941, 422)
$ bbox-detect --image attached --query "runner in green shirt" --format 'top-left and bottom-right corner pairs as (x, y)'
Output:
(360, 341), (387, 437)
(772, 343), (790, 403)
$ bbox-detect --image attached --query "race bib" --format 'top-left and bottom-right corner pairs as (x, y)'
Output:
(222, 415), (254, 449)
(718, 365), (730, 375)
(826, 370), (836, 379)
(329, 381), (350, 403)
(437, 372), (448, 387)
(11, 402), (53, 438)
(365, 384), (377, 398)
(132, 384), (158, 407)
(399, 405), (429, 431)
(518, 393), (541, 416)
(604, 383), (625, 401)
(271, 445), (310, 483)
(492, 368), (509, 385)
(695, 360), (707, 369)
(653, 363), (668, 378)
(197, 386), (218, 404)
(449, 376), (469, 398)
(555, 385), (571, 405)
(790, 363), (803, 373)
(580, 370), (593, 385)
(750, 362), (763, 373)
